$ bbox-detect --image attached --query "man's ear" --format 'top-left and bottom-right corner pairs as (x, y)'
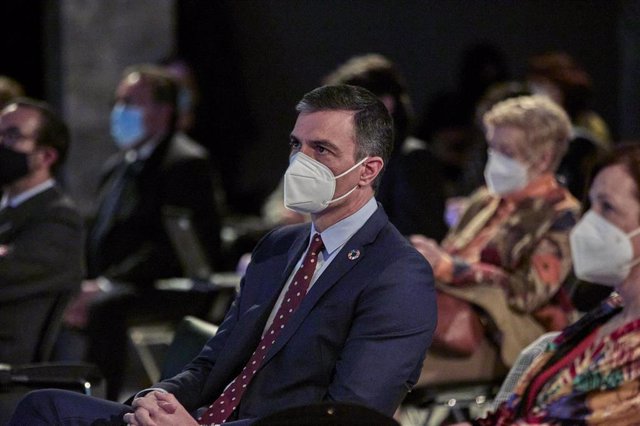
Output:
(358, 156), (384, 187)
(379, 95), (396, 115)
(38, 146), (58, 169)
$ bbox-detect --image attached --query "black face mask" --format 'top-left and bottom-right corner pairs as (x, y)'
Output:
(0, 145), (30, 186)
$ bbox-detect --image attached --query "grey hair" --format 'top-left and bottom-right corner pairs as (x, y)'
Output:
(296, 84), (393, 189)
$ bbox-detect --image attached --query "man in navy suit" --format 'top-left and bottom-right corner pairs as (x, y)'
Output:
(9, 85), (436, 425)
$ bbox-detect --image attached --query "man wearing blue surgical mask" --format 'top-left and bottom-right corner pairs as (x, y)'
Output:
(63, 64), (222, 401)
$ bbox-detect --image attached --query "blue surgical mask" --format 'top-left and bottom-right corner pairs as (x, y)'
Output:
(110, 104), (145, 149)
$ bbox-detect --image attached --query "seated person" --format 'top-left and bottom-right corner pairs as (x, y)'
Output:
(411, 95), (580, 383)
(323, 53), (448, 240)
(0, 98), (83, 363)
(489, 331), (560, 409)
(64, 64), (222, 400)
(8, 85), (436, 426)
(457, 143), (640, 425)
(527, 51), (612, 201)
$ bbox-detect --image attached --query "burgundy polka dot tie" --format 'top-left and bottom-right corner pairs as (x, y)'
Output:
(198, 233), (325, 425)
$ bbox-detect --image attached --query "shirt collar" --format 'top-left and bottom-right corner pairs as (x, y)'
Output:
(311, 197), (378, 255)
(0, 179), (55, 209)
(131, 133), (165, 161)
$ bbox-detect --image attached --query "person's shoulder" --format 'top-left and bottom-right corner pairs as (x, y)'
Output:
(361, 223), (435, 306)
(373, 222), (433, 271)
(47, 188), (83, 222)
(168, 131), (209, 160)
(22, 186), (83, 228)
(547, 183), (581, 215)
(400, 136), (428, 155)
(251, 223), (309, 257)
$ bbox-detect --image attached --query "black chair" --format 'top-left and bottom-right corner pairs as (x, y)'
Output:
(0, 291), (106, 424)
(253, 402), (400, 426)
(0, 362), (105, 424)
(0, 291), (73, 364)
(160, 315), (218, 380)
(400, 379), (502, 425)
(34, 292), (74, 362)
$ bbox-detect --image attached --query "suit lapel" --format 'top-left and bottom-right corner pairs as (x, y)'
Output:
(200, 226), (311, 398)
(262, 207), (387, 365)
(250, 228), (310, 327)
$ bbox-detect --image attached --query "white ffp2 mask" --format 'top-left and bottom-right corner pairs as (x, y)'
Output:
(570, 210), (640, 286)
(284, 152), (367, 214)
(484, 149), (529, 195)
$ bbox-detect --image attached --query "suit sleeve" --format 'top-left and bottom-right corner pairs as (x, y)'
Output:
(325, 249), (436, 416)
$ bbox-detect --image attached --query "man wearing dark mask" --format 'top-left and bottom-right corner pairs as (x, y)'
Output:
(63, 64), (222, 401)
(0, 98), (83, 363)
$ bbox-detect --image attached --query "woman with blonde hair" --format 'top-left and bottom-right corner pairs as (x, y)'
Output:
(412, 95), (580, 384)
(456, 143), (640, 425)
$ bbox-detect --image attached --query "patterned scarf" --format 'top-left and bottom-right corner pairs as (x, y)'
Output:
(479, 293), (640, 425)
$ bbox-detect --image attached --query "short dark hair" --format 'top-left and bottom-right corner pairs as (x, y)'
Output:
(585, 143), (640, 208)
(296, 84), (393, 189)
(9, 97), (70, 173)
(121, 64), (178, 108)
(323, 54), (412, 146)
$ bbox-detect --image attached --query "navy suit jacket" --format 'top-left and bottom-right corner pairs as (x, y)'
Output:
(156, 205), (436, 423)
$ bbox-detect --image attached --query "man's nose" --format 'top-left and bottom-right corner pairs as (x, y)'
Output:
(298, 144), (314, 157)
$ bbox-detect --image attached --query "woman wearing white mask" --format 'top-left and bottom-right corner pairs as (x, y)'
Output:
(454, 143), (640, 425)
(410, 95), (580, 386)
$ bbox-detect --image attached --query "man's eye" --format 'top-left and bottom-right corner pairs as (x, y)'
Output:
(602, 201), (614, 212)
(316, 146), (326, 153)
(289, 140), (300, 150)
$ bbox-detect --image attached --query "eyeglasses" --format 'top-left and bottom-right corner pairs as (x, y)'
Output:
(0, 128), (35, 147)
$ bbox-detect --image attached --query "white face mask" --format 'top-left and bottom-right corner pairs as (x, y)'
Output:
(570, 210), (640, 286)
(484, 149), (529, 195)
(284, 152), (367, 214)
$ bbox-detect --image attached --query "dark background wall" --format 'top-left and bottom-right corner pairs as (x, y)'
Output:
(176, 0), (622, 214)
(0, 0), (629, 216)
(0, 2), (46, 99)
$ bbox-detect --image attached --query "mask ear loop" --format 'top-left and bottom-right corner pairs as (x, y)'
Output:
(628, 227), (640, 239)
(325, 157), (369, 206)
(626, 228), (640, 269)
(333, 156), (369, 179)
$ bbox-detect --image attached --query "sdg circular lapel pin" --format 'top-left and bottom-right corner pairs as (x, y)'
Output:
(347, 249), (360, 260)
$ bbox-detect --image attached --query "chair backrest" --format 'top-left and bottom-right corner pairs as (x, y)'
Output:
(0, 291), (72, 364)
(34, 291), (73, 362)
(160, 315), (218, 380)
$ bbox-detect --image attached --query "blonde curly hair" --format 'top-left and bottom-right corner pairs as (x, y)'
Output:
(483, 95), (572, 172)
